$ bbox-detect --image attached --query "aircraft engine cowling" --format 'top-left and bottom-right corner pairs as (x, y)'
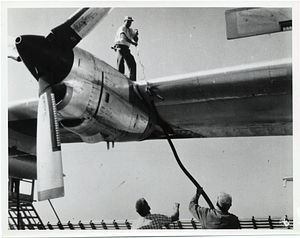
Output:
(56, 47), (156, 143)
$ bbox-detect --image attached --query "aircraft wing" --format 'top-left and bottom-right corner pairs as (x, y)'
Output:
(137, 58), (292, 139)
(9, 99), (83, 149)
(8, 56), (292, 201)
(9, 58), (292, 146)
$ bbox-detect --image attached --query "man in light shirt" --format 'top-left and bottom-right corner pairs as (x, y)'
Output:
(114, 16), (139, 81)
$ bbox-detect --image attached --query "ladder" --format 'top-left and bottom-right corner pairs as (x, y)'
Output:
(8, 177), (45, 230)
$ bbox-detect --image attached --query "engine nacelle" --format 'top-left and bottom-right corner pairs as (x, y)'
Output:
(56, 47), (156, 143)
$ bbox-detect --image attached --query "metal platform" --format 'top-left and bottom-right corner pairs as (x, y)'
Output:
(8, 177), (45, 230)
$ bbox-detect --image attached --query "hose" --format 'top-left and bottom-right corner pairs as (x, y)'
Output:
(161, 127), (215, 209)
(147, 88), (214, 209)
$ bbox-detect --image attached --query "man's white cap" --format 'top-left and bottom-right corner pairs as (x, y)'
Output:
(124, 16), (134, 22)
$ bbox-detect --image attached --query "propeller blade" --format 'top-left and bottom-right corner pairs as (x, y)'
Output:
(48, 8), (111, 49)
(16, 8), (113, 201)
(37, 77), (64, 201)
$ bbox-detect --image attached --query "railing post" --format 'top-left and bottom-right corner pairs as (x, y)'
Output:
(57, 221), (64, 230)
(78, 220), (85, 229)
(67, 221), (74, 230)
(191, 218), (197, 229)
(286, 215), (291, 229)
(101, 220), (108, 229)
(113, 220), (119, 229)
(268, 216), (273, 229)
(125, 219), (131, 229)
(47, 222), (53, 230)
(252, 216), (257, 229)
(90, 220), (96, 229)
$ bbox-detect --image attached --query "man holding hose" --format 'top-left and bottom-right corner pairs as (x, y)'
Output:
(189, 187), (241, 229)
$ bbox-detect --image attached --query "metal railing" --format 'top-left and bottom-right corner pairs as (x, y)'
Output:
(8, 216), (293, 230)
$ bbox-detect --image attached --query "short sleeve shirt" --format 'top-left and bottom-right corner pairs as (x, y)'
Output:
(131, 214), (172, 229)
(115, 25), (136, 47)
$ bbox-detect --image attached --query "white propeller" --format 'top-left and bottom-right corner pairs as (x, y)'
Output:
(37, 77), (64, 201)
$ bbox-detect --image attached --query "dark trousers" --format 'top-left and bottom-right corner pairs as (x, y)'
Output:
(116, 45), (137, 81)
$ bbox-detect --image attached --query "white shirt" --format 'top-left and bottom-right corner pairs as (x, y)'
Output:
(115, 25), (136, 47)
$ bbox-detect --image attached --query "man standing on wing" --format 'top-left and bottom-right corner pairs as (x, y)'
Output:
(114, 16), (138, 81)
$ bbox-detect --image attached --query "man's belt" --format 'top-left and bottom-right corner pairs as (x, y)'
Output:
(111, 44), (129, 51)
(115, 44), (129, 49)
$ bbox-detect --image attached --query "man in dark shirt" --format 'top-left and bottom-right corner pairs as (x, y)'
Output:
(189, 187), (240, 229)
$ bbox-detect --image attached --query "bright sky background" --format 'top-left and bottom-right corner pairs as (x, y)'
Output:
(3, 1), (299, 230)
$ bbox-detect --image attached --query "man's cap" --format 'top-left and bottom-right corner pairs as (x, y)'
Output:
(135, 198), (150, 212)
(124, 16), (134, 22)
(217, 192), (232, 210)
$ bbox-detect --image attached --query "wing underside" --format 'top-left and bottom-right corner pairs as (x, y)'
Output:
(137, 58), (292, 139)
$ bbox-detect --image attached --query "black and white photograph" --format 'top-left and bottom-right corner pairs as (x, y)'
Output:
(2, 1), (299, 237)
